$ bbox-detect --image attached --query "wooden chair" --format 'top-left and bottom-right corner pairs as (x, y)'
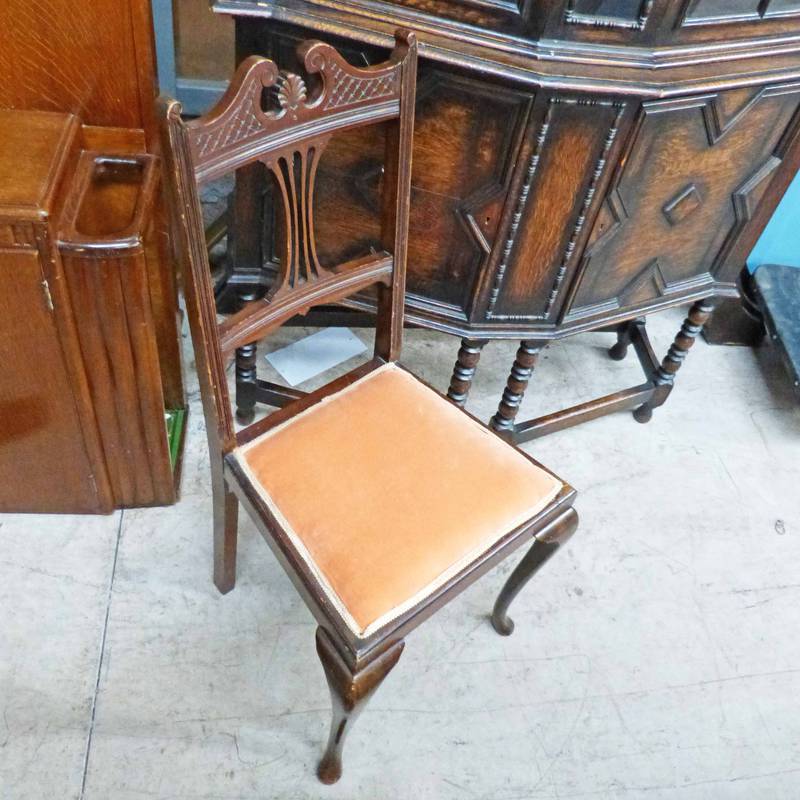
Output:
(159, 30), (578, 785)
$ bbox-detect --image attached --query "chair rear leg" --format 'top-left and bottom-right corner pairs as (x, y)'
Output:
(213, 480), (239, 594)
(316, 627), (404, 784)
(492, 507), (578, 636)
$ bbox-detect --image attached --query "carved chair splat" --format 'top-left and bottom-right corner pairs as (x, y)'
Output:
(160, 30), (578, 784)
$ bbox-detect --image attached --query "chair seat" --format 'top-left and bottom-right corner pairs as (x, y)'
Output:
(236, 364), (562, 638)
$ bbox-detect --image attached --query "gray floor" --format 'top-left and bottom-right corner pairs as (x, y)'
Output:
(2, 308), (800, 800)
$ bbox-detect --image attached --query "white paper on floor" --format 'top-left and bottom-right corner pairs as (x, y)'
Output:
(264, 327), (368, 386)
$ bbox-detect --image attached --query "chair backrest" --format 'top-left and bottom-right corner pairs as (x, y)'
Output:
(159, 31), (417, 454)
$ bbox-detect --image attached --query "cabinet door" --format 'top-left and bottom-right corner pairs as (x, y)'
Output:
(0, 244), (107, 512)
(312, 66), (534, 326)
(478, 94), (629, 323)
(564, 83), (800, 323)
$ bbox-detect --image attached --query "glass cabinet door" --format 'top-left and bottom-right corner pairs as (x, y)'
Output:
(684, 0), (760, 22)
(568, 0), (646, 23)
(684, 0), (800, 23)
(766, 0), (800, 15)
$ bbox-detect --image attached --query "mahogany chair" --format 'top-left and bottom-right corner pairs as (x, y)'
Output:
(159, 30), (578, 785)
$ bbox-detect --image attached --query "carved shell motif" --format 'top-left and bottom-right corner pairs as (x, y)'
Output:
(275, 72), (307, 115)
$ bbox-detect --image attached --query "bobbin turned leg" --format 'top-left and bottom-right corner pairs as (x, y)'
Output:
(609, 317), (644, 361)
(633, 298), (716, 424)
(447, 338), (489, 407)
(316, 628), (404, 784)
(490, 340), (544, 437)
(235, 342), (258, 425)
(492, 507), (578, 636)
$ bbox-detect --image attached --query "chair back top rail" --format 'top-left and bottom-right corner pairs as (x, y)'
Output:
(186, 41), (409, 184)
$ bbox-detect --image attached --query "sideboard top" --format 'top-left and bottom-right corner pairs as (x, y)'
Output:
(216, 0), (800, 95)
(0, 110), (79, 221)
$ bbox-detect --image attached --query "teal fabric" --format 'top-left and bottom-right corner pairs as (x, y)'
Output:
(748, 171), (800, 271)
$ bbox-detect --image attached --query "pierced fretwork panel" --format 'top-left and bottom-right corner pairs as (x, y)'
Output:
(261, 142), (330, 296)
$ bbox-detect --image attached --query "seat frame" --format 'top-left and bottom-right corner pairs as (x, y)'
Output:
(159, 30), (578, 785)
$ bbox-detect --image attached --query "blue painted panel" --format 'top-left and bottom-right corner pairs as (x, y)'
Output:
(748, 170), (800, 270)
(151, 0), (177, 98)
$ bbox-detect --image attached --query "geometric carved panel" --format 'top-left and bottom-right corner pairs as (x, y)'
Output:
(564, 82), (800, 322)
(314, 66), (533, 319)
(662, 184), (702, 226)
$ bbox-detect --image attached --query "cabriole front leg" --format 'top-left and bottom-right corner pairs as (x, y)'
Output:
(491, 507), (579, 636)
(316, 628), (404, 784)
(633, 298), (716, 423)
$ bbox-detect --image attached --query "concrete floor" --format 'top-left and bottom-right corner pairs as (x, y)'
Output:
(2, 307), (800, 800)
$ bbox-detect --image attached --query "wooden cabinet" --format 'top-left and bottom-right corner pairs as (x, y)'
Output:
(221, 2), (800, 342)
(1, 0), (185, 427)
(1, 0), (187, 510)
(0, 112), (111, 512)
(0, 110), (182, 513)
(220, 0), (800, 346)
(217, 0), (800, 435)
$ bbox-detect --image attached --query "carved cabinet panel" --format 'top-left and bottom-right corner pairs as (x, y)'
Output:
(311, 66), (534, 322)
(400, 70), (532, 321)
(564, 83), (800, 323)
(479, 95), (628, 323)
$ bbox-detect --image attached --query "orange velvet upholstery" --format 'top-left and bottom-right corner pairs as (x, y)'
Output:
(237, 364), (562, 637)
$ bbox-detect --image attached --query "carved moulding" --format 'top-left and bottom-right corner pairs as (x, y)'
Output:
(564, 0), (654, 30)
(484, 96), (626, 322)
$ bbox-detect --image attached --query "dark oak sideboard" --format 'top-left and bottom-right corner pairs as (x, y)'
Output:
(214, 0), (800, 437)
